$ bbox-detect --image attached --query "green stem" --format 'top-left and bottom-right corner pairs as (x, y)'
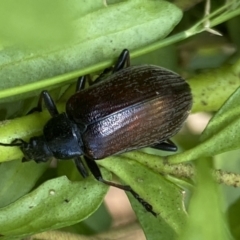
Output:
(120, 152), (240, 188)
(210, 7), (240, 26)
(133, 1), (240, 58)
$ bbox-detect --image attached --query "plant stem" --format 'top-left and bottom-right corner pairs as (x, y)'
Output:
(162, 162), (240, 188)
(122, 151), (240, 188)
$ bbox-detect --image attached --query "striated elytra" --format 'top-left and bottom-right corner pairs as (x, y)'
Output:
(0, 49), (192, 216)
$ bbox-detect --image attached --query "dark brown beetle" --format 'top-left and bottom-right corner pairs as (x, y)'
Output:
(0, 49), (192, 216)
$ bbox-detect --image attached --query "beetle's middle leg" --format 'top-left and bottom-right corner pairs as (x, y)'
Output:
(95, 49), (130, 82)
(112, 49), (130, 73)
(76, 49), (131, 89)
(84, 156), (157, 216)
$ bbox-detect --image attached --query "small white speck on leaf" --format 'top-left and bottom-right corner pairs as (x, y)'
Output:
(49, 189), (55, 195)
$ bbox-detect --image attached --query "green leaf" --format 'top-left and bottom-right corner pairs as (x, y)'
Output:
(0, 0), (182, 102)
(99, 155), (187, 237)
(0, 160), (48, 208)
(78, 203), (112, 234)
(200, 86), (240, 142)
(130, 194), (176, 240)
(0, 0), (76, 48)
(179, 158), (232, 240)
(228, 197), (240, 239)
(0, 174), (109, 239)
(169, 86), (240, 164)
(191, 58), (240, 113)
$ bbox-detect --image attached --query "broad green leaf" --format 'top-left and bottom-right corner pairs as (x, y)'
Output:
(191, 58), (240, 113)
(0, 175), (109, 239)
(179, 158), (232, 240)
(0, 0), (182, 102)
(228, 197), (240, 239)
(60, 203), (112, 235)
(0, 0), (76, 48)
(200, 87), (240, 142)
(0, 160), (48, 208)
(169, 86), (240, 163)
(77, 203), (112, 234)
(99, 155), (188, 236)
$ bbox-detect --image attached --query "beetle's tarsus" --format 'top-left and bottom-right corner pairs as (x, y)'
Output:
(130, 189), (157, 216)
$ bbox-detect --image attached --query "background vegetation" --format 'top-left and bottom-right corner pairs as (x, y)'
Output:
(0, 0), (240, 239)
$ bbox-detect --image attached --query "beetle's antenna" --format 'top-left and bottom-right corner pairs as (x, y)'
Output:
(0, 142), (23, 147)
(0, 138), (26, 147)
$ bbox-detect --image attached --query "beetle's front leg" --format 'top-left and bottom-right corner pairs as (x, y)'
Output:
(0, 92), (59, 148)
(28, 91), (59, 117)
(73, 156), (89, 178)
(84, 156), (157, 216)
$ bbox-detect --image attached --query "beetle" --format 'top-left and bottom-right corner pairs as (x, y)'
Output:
(0, 49), (192, 216)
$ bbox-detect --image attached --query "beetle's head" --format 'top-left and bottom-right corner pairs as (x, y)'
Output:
(20, 136), (54, 163)
(0, 137), (53, 163)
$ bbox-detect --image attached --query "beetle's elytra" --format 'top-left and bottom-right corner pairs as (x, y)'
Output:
(0, 49), (192, 216)
(67, 64), (191, 159)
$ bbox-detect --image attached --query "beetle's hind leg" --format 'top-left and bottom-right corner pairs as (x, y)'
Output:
(83, 156), (157, 216)
(151, 139), (178, 152)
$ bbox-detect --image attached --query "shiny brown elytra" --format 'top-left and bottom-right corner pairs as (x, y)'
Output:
(0, 49), (192, 216)
(67, 64), (192, 159)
